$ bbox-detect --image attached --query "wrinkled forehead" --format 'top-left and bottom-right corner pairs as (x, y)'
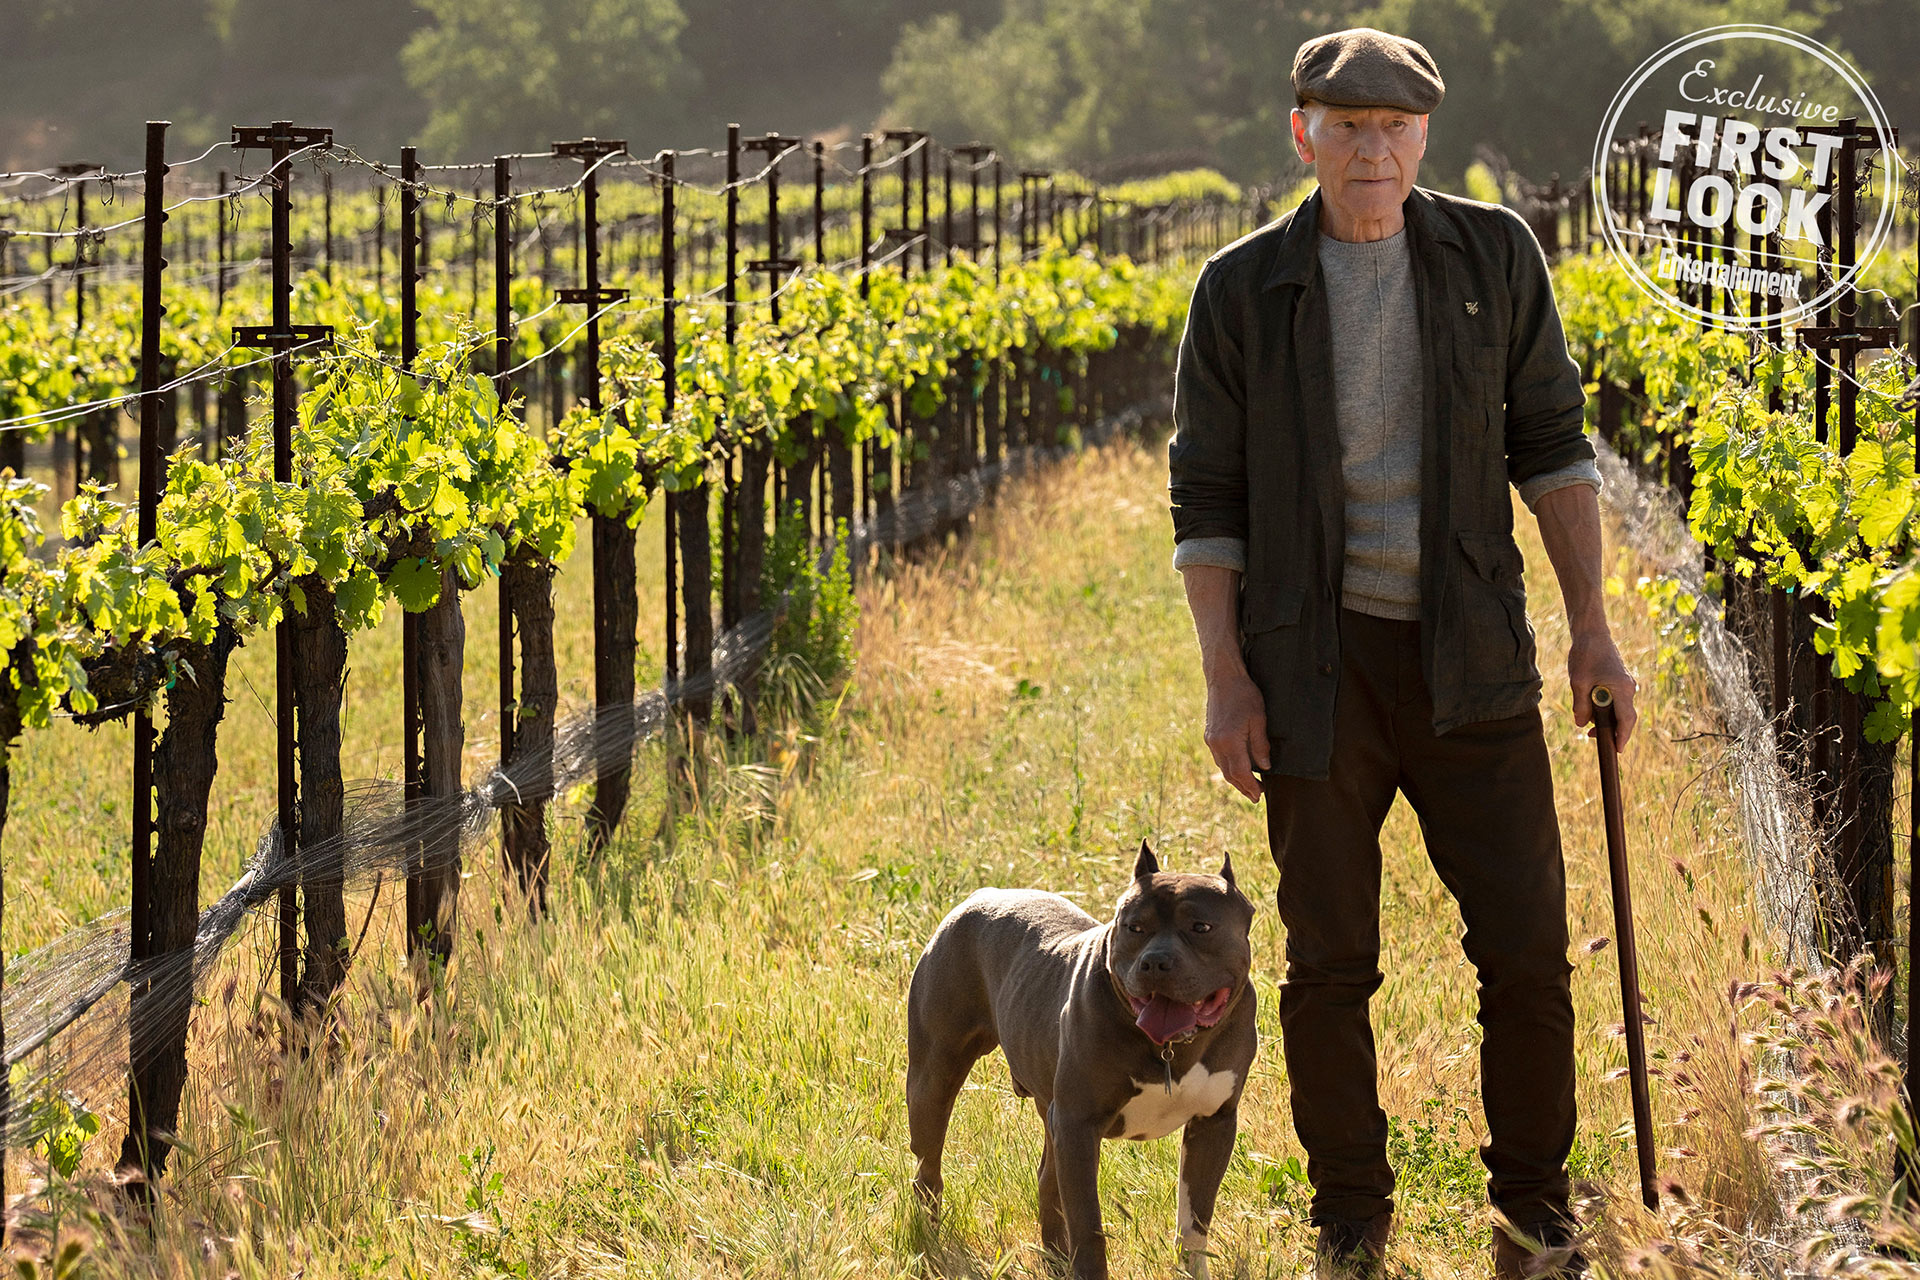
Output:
(1300, 102), (1424, 128)
(1118, 874), (1241, 914)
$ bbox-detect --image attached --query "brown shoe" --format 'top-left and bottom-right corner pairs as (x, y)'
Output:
(1314, 1213), (1392, 1279)
(1492, 1218), (1587, 1279)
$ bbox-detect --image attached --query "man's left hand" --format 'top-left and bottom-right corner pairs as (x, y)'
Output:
(1567, 631), (1637, 751)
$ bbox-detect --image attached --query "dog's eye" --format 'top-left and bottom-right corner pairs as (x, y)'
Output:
(1127, 922), (1146, 934)
(1192, 921), (1213, 934)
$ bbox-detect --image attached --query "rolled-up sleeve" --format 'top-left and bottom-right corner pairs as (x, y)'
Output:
(1499, 209), (1594, 490)
(1171, 534), (1247, 573)
(1517, 458), (1603, 510)
(1168, 262), (1250, 552)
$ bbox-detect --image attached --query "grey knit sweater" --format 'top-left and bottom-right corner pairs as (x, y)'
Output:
(1171, 227), (1600, 613)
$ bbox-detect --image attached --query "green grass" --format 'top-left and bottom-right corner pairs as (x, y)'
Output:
(2, 431), (1782, 1277)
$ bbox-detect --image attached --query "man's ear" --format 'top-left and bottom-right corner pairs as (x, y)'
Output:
(1134, 839), (1160, 880)
(1219, 851), (1237, 889)
(1291, 105), (1316, 164)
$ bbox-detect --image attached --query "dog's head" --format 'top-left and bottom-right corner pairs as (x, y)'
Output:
(1106, 839), (1256, 1045)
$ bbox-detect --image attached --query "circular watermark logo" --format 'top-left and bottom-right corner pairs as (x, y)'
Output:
(1590, 23), (1899, 331)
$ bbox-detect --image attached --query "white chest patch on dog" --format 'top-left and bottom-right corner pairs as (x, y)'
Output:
(1114, 1063), (1237, 1141)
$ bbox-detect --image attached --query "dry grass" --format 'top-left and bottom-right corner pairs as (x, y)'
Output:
(0, 431), (1841, 1277)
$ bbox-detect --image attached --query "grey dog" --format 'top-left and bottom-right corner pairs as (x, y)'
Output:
(906, 840), (1258, 1279)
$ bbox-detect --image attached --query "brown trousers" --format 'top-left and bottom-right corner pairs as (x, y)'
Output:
(1262, 608), (1575, 1227)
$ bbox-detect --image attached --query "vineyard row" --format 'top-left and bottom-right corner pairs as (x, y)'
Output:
(1530, 122), (1919, 1113)
(0, 118), (1230, 1211)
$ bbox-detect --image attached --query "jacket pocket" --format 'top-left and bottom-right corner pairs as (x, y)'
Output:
(1239, 580), (1305, 635)
(1238, 580), (1309, 743)
(1455, 530), (1536, 682)
(1457, 530), (1523, 584)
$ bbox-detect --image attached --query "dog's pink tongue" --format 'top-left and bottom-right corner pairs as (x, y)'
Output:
(1135, 994), (1199, 1044)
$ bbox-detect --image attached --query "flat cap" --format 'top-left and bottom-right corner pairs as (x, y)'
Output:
(1291, 28), (1445, 114)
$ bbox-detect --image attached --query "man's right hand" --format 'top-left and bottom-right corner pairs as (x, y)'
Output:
(1179, 562), (1272, 803)
(1205, 665), (1271, 802)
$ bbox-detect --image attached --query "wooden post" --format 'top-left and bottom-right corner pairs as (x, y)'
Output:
(553, 138), (638, 855)
(722, 124), (740, 632)
(663, 155), (679, 686)
(857, 135), (874, 532)
(400, 146), (427, 953)
(121, 119), (165, 1186)
(495, 156), (556, 913)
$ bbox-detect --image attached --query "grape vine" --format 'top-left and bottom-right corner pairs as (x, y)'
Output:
(1556, 251), (1919, 741)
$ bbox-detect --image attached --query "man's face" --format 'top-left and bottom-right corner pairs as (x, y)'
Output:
(1291, 103), (1427, 231)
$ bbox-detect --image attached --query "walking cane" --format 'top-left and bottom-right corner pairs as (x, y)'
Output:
(1591, 683), (1658, 1210)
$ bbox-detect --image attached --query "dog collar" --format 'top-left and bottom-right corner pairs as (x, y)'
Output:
(1146, 981), (1247, 1093)
(1157, 1032), (1197, 1094)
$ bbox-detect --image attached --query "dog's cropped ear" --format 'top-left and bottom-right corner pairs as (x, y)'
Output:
(1219, 852), (1237, 889)
(1133, 839), (1160, 880)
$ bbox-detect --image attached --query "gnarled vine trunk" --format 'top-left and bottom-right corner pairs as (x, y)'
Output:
(406, 570), (464, 974)
(503, 549), (557, 913)
(119, 624), (236, 1179)
(734, 441), (768, 734)
(585, 510), (638, 855)
(827, 427), (856, 536)
(675, 483), (714, 723)
(291, 580), (348, 1010)
(783, 417), (816, 534)
(738, 441), (768, 620)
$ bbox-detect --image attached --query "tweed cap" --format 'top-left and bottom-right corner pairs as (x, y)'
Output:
(1291, 28), (1445, 113)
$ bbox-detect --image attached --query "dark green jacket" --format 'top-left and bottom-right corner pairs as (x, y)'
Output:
(1167, 185), (1592, 781)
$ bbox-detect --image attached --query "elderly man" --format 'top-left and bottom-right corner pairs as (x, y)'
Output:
(1166, 27), (1638, 1280)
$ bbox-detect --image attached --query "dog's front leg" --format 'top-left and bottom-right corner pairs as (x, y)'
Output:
(1036, 1110), (1068, 1262)
(1177, 1106), (1237, 1279)
(1045, 1101), (1109, 1280)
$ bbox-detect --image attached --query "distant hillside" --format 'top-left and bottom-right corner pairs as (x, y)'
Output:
(4, 0), (1914, 187)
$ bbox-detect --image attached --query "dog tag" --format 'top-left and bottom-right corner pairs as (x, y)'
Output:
(1161, 1043), (1175, 1095)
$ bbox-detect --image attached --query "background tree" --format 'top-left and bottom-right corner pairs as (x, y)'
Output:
(883, 0), (1316, 178)
(402, 0), (697, 157)
(881, 0), (1895, 188)
(2, 0), (1913, 192)
(1363, 0), (1840, 187)
(678, 0), (999, 141)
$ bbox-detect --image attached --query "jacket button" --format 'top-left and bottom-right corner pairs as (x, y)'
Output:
(1319, 662), (1334, 676)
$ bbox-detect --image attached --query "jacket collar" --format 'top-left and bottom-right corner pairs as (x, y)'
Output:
(1263, 185), (1462, 290)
